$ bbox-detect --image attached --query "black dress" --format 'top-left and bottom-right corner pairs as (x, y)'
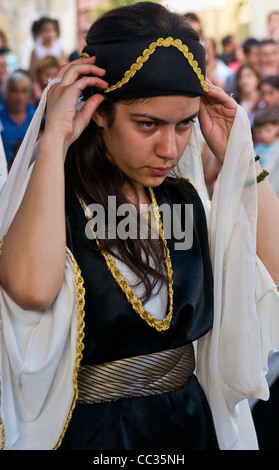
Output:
(60, 177), (218, 450)
(252, 376), (279, 449)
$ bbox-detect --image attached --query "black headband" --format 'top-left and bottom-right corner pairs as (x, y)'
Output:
(81, 36), (208, 100)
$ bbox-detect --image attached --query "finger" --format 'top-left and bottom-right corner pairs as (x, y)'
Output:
(198, 99), (212, 130)
(79, 93), (105, 123)
(72, 75), (108, 95)
(205, 81), (237, 108)
(66, 94), (106, 144)
(64, 64), (107, 85)
(199, 97), (209, 116)
(57, 56), (97, 77)
(58, 62), (107, 87)
(206, 78), (224, 94)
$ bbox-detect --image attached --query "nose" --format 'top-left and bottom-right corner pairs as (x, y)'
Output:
(155, 127), (178, 160)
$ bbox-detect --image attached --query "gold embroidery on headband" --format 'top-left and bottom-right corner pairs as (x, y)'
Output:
(80, 52), (90, 58)
(80, 37), (208, 93)
(105, 37), (208, 93)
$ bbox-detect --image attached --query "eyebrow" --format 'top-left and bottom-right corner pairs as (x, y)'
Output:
(129, 110), (200, 123)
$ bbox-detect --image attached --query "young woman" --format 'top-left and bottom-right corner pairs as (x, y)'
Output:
(258, 75), (279, 117)
(1, 2), (279, 451)
(234, 62), (261, 125)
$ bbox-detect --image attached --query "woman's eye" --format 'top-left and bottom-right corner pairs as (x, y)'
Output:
(178, 119), (196, 129)
(138, 121), (156, 129)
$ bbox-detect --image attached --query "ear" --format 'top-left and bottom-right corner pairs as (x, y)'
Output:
(91, 108), (107, 128)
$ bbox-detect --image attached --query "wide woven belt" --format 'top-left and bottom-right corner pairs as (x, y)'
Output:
(77, 343), (195, 404)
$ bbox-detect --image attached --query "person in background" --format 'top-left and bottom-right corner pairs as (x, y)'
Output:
(0, 71), (36, 165)
(252, 108), (279, 198)
(242, 38), (260, 69)
(0, 30), (20, 74)
(29, 17), (67, 78)
(205, 37), (233, 89)
(234, 62), (261, 125)
(0, 31), (9, 55)
(258, 39), (279, 78)
(258, 76), (279, 118)
(1, 1), (279, 452)
(183, 12), (203, 40)
(69, 25), (90, 62)
(218, 35), (237, 67)
(226, 43), (246, 73)
(0, 52), (8, 107)
(225, 38), (260, 95)
(253, 108), (279, 158)
(32, 55), (61, 107)
(262, 11), (279, 43)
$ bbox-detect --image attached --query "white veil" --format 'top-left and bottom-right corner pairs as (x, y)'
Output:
(0, 134), (7, 193)
(0, 79), (85, 450)
(181, 107), (279, 449)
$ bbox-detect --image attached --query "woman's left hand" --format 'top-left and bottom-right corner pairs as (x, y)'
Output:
(198, 79), (237, 163)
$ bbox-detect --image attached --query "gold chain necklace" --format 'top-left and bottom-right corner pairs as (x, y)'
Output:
(78, 188), (174, 332)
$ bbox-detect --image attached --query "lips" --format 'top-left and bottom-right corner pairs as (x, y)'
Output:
(148, 167), (171, 176)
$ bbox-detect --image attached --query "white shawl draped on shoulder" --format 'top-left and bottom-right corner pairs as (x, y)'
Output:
(0, 80), (278, 449)
(0, 79), (85, 450)
(0, 134), (7, 193)
(181, 106), (279, 450)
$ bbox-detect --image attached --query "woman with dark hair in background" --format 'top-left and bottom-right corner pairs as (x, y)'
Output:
(234, 62), (261, 125)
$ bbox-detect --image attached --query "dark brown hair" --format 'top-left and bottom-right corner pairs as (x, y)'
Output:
(259, 75), (279, 91)
(31, 17), (60, 39)
(253, 108), (278, 127)
(234, 62), (261, 104)
(65, 2), (198, 302)
(34, 55), (61, 84)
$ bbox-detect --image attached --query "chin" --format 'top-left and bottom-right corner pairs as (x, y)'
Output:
(144, 175), (168, 188)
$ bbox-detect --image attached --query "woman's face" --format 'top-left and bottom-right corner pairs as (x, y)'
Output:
(253, 123), (279, 146)
(260, 83), (279, 109)
(94, 95), (200, 192)
(237, 67), (259, 94)
(40, 22), (58, 44)
(268, 13), (279, 34)
(39, 65), (59, 87)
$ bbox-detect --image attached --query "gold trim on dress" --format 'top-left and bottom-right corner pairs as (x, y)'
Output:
(78, 188), (174, 332)
(54, 248), (86, 449)
(81, 37), (208, 94)
(0, 237), (85, 450)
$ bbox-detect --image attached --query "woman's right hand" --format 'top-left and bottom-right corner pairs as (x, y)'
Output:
(43, 56), (108, 157)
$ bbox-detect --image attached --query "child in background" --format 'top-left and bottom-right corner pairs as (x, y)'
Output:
(31, 55), (61, 107)
(258, 76), (279, 118)
(253, 108), (279, 196)
(29, 17), (67, 78)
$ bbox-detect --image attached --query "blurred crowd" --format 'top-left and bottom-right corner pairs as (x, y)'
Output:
(1, 11), (279, 197)
(0, 17), (73, 171)
(186, 10), (279, 198)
